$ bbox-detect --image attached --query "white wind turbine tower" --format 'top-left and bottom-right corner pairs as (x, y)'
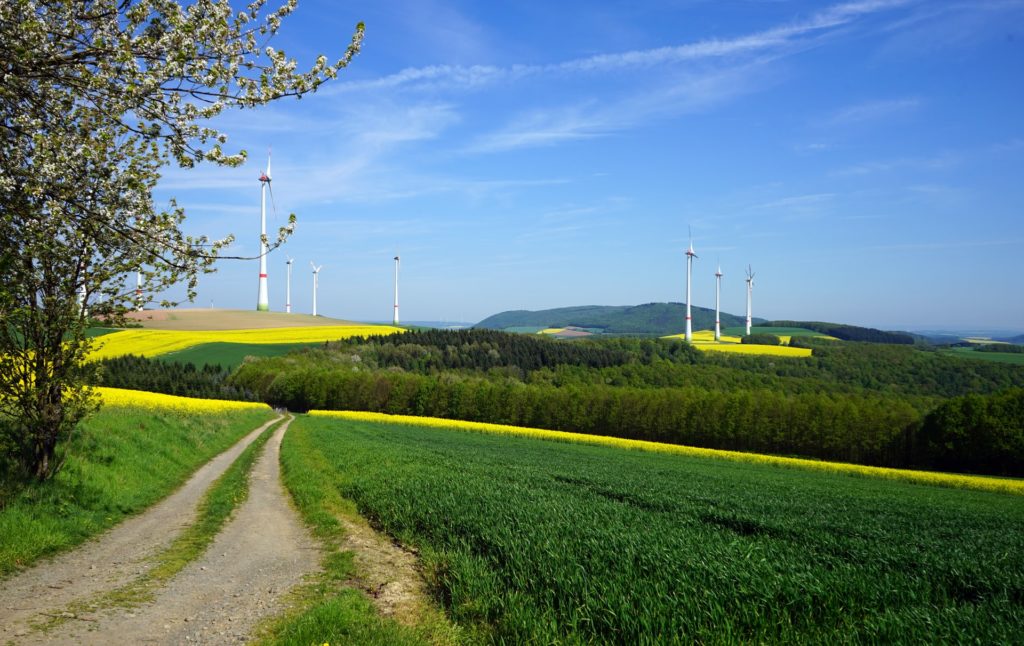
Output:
(311, 261), (322, 317)
(285, 256), (294, 314)
(714, 263), (723, 341)
(684, 232), (698, 342)
(745, 265), (755, 335)
(256, 151), (272, 312)
(393, 254), (400, 326)
(135, 270), (144, 312)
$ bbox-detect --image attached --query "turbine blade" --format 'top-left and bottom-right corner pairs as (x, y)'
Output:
(267, 181), (279, 220)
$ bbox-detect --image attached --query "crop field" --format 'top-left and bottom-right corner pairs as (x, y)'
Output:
(123, 308), (359, 330)
(288, 415), (1024, 644)
(156, 341), (324, 369)
(941, 347), (1024, 366)
(95, 386), (272, 413)
(662, 329), (814, 357)
(312, 411), (1024, 495)
(88, 325), (402, 360)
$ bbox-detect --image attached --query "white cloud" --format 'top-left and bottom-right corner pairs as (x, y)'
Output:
(329, 0), (911, 94)
(820, 98), (921, 126)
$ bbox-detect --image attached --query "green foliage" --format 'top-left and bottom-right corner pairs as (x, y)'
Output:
(741, 333), (781, 345)
(913, 389), (1024, 476)
(94, 355), (257, 401)
(0, 405), (274, 575)
(763, 320), (915, 344)
(476, 302), (758, 336)
(325, 328), (643, 373)
(293, 416), (1024, 644)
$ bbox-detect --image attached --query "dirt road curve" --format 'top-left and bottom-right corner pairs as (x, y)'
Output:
(0, 415), (281, 640)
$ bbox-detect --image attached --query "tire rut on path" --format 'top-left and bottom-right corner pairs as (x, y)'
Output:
(19, 415), (320, 645)
(0, 415), (282, 641)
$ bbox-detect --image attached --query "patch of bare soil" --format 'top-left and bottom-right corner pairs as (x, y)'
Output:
(16, 417), (320, 645)
(338, 515), (432, 626)
(0, 415), (281, 642)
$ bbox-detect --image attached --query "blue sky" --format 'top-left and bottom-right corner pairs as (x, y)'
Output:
(155, 0), (1024, 331)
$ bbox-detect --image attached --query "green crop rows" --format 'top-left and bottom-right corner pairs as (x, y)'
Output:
(289, 415), (1024, 644)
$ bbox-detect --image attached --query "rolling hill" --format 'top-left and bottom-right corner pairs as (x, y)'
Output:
(123, 308), (358, 330)
(475, 303), (759, 336)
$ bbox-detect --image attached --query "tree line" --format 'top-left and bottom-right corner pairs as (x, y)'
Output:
(763, 321), (916, 344)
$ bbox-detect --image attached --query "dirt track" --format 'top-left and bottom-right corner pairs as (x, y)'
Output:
(8, 416), (319, 645)
(0, 415), (282, 641)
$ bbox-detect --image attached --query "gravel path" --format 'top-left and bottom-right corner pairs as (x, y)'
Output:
(0, 415), (282, 641)
(15, 416), (320, 645)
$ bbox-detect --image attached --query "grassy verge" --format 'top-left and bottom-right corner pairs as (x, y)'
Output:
(0, 403), (275, 577)
(253, 419), (456, 646)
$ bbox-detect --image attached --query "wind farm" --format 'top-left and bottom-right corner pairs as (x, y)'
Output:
(4, 3), (1022, 646)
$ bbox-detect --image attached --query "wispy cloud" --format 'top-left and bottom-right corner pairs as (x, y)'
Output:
(831, 151), (959, 176)
(750, 193), (837, 210)
(330, 0), (911, 94)
(819, 97), (921, 127)
(466, 60), (774, 153)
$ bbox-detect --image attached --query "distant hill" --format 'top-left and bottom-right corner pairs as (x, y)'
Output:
(1001, 334), (1024, 344)
(760, 320), (915, 345)
(475, 303), (758, 336)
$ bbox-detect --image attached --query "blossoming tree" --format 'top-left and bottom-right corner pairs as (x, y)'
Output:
(0, 0), (363, 480)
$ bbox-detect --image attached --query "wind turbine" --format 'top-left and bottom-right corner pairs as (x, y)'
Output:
(684, 230), (698, 342)
(393, 254), (400, 326)
(715, 263), (723, 341)
(311, 261), (322, 317)
(256, 150), (272, 312)
(745, 265), (755, 336)
(135, 270), (144, 312)
(285, 256), (294, 314)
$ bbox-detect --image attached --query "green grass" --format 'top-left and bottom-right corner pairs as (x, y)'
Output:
(941, 347), (1024, 365)
(85, 327), (124, 338)
(254, 420), (457, 646)
(0, 405), (276, 577)
(293, 415), (1024, 644)
(157, 341), (323, 369)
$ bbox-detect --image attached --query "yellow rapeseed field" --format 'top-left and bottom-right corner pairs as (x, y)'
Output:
(662, 330), (813, 357)
(695, 343), (812, 357)
(96, 386), (272, 413)
(539, 328), (566, 334)
(312, 410), (1024, 496)
(89, 325), (402, 360)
